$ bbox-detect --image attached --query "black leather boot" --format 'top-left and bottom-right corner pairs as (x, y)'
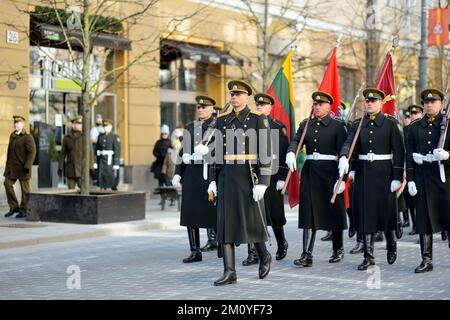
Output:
(402, 211), (410, 227)
(217, 243), (223, 258)
(358, 233), (375, 270)
(4, 208), (19, 218)
(183, 227), (202, 263)
(350, 232), (364, 254)
(442, 231), (448, 241)
(415, 234), (433, 273)
(242, 243), (259, 266)
(201, 228), (218, 252)
(254, 243), (271, 279)
(329, 230), (344, 263)
(374, 231), (384, 242)
(409, 209), (417, 235)
(214, 244), (237, 286)
(294, 229), (315, 267)
(321, 231), (332, 241)
(347, 207), (356, 238)
(273, 226), (288, 260)
(385, 230), (397, 264)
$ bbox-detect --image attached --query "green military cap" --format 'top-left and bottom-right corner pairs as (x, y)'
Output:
(420, 89), (444, 102)
(195, 95), (216, 107)
(103, 119), (113, 126)
(407, 104), (424, 114)
(228, 79), (253, 96)
(363, 88), (385, 100)
(312, 91), (334, 104)
(213, 104), (223, 111)
(254, 93), (275, 105)
(71, 115), (83, 123)
(12, 115), (25, 122)
(340, 100), (348, 110)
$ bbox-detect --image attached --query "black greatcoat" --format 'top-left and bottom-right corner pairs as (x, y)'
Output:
(287, 114), (348, 231)
(340, 112), (405, 234)
(402, 124), (416, 210)
(175, 117), (217, 228)
(211, 106), (272, 244)
(97, 132), (121, 189)
(405, 114), (450, 233)
(264, 117), (289, 227)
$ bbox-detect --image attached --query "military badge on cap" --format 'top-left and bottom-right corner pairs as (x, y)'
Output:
(12, 115), (25, 122)
(227, 80), (253, 96)
(363, 88), (385, 100)
(420, 89), (444, 102)
(195, 95), (216, 106)
(254, 93), (275, 105)
(312, 91), (333, 104)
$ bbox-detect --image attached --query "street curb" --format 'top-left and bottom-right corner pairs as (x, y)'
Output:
(0, 219), (181, 250)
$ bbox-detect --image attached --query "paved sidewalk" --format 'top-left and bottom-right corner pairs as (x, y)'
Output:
(0, 196), (181, 250)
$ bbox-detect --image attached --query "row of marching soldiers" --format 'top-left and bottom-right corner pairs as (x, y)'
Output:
(171, 79), (450, 286)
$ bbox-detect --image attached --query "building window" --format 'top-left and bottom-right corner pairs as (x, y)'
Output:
(339, 67), (359, 106)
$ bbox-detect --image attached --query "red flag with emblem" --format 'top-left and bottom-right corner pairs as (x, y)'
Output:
(375, 52), (397, 118)
(428, 8), (449, 47)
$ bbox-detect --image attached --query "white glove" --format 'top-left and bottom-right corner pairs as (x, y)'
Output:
(390, 180), (401, 193)
(172, 174), (181, 187)
(276, 180), (285, 191)
(194, 144), (209, 157)
(349, 171), (355, 182)
(408, 181), (418, 197)
(338, 156), (349, 177)
(412, 153), (423, 165)
(182, 153), (191, 164)
(333, 180), (345, 194)
(207, 181), (217, 197)
(433, 148), (450, 161)
(253, 184), (268, 202)
(93, 163), (98, 169)
(285, 152), (297, 172)
(113, 165), (120, 170)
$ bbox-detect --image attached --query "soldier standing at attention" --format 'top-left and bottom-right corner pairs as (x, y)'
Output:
(96, 119), (121, 190)
(4, 115), (36, 219)
(339, 88), (405, 271)
(285, 91), (348, 267)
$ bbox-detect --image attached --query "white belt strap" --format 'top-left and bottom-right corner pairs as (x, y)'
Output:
(97, 150), (115, 165)
(190, 154), (203, 161)
(359, 153), (393, 162)
(419, 154), (439, 163)
(305, 152), (337, 161)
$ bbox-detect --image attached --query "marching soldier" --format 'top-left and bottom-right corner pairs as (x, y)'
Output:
(172, 95), (218, 263)
(4, 115), (36, 219)
(58, 115), (93, 189)
(198, 80), (272, 286)
(286, 91), (348, 267)
(339, 88), (405, 270)
(96, 119), (121, 190)
(240, 93), (289, 264)
(405, 89), (450, 273)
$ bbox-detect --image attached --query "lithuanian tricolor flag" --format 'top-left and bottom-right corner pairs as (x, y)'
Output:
(268, 51), (300, 208)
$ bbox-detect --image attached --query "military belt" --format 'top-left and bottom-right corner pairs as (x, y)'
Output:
(224, 154), (257, 161)
(358, 153), (393, 162)
(305, 152), (337, 161)
(97, 150), (114, 165)
(417, 153), (439, 163)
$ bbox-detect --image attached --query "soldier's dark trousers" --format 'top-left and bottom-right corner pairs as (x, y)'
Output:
(273, 226), (288, 260)
(358, 234), (375, 270)
(201, 228), (218, 252)
(350, 232), (364, 254)
(385, 230), (397, 264)
(253, 243), (271, 279)
(183, 227), (202, 263)
(415, 234), (433, 273)
(4, 178), (30, 212)
(67, 178), (80, 189)
(214, 244), (236, 286)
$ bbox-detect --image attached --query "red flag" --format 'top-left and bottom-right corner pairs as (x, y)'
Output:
(428, 8), (449, 47)
(268, 51), (300, 208)
(319, 48), (341, 117)
(375, 52), (397, 118)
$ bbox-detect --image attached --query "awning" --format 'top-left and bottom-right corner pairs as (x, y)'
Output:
(33, 23), (132, 50)
(161, 40), (243, 66)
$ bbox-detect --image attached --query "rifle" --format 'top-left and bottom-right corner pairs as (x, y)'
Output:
(280, 107), (314, 194)
(437, 89), (450, 183)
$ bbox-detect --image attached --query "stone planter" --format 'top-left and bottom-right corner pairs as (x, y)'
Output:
(27, 190), (146, 224)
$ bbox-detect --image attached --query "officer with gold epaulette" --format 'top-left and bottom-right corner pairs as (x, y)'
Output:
(339, 88), (405, 271)
(58, 115), (93, 189)
(4, 115), (36, 218)
(96, 119), (121, 190)
(172, 95), (218, 263)
(240, 93), (289, 266)
(405, 89), (450, 273)
(197, 80), (272, 286)
(286, 91), (348, 267)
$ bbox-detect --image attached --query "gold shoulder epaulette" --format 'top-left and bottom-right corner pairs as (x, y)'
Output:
(217, 112), (230, 118)
(250, 110), (262, 116)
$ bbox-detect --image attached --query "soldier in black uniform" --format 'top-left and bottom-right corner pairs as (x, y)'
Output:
(339, 88), (405, 271)
(96, 119), (121, 190)
(405, 89), (450, 273)
(172, 95), (218, 263)
(240, 93), (289, 265)
(286, 91), (348, 267)
(200, 80), (272, 286)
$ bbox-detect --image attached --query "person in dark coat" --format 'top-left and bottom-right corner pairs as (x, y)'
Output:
(172, 95), (218, 263)
(152, 125), (172, 186)
(4, 115), (37, 218)
(96, 119), (121, 190)
(406, 88), (450, 273)
(241, 93), (290, 266)
(286, 91), (348, 267)
(339, 88), (405, 271)
(197, 80), (272, 286)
